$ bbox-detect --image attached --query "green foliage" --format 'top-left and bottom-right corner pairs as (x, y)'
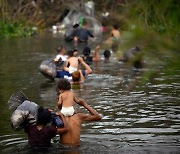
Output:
(126, 0), (179, 33)
(0, 19), (35, 37)
(112, 0), (180, 84)
(116, 0), (179, 56)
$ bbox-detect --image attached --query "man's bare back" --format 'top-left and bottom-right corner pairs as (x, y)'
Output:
(64, 57), (79, 74)
(67, 57), (79, 69)
(59, 98), (101, 146)
(60, 114), (82, 146)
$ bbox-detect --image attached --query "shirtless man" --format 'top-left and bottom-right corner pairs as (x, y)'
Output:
(59, 98), (101, 146)
(110, 24), (120, 40)
(64, 50), (79, 74)
(106, 24), (120, 45)
(56, 57), (92, 83)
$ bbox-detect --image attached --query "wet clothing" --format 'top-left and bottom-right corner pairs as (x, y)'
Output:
(56, 70), (86, 80)
(64, 28), (78, 42)
(26, 125), (57, 147)
(64, 24), (79, 42)
(75, 28), (94, 42)
(56, 70), (72, 80)
(68, 66), (78, 74)
(61, 106), (75, 116)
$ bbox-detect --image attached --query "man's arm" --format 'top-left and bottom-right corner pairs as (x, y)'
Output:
(78, 57), (92, 75)
(63, 60), (70, 72)
(92, 45), (101, 62)
(76, 98), (101, 121)
(56, 112), (69, 134)
(79, 70), (85, 83)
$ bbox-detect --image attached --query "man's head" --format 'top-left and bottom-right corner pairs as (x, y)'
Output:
(57, 78), (71, 91)
(103, 50), (111, 59)
(56, 46), (65, 54)
(37, 106), (52, 126)
(82, 20), (88, 28)
(67, 50), (74, 57)
(73, 49), (78, 56)
(112, 23), (119, 30)
(72, 71), (80, 82)
(83, 46), (91, 56)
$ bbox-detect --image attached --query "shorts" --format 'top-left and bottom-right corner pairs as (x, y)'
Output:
(61, 106), (75, 117)
(69, 66), (77, 74)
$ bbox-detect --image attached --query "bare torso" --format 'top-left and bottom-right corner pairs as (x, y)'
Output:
(111, 29), (120, 39)
(60, 114), (82, 146)
(67, 57), (79, 69)
(61, 91), (74, 107)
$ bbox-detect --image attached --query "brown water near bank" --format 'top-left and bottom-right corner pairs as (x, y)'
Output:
(0, 32), (180, 154)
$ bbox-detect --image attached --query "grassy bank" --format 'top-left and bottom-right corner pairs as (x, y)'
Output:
(105, 0), (180, 85)
(0, 19), (35, 37)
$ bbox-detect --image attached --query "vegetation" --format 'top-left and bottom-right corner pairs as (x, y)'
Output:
(119, 0), (179, 84)
(0, 19), (35, 37)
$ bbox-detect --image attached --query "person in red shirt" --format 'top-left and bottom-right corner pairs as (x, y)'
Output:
(25, 106), (69, 147)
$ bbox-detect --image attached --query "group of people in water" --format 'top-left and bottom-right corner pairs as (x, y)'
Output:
(27, 24), (121, 146)
(24, 24), (120, 147)
(9, 19), (145, 149)
(53, 43), (113, 84)
(24, 89), (101, 147)
(10, 44), (106, 147)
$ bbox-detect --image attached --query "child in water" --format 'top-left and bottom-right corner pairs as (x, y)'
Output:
(56, 78), (80, 116)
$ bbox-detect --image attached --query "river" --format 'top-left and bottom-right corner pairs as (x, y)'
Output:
(0, 32), (180, 154)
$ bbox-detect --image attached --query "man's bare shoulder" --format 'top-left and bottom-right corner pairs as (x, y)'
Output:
(75, 112), (98, 121)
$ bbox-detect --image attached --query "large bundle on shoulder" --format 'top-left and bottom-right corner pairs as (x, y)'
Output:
(39, 58), (57, 80)
(8, 91), (39, 131)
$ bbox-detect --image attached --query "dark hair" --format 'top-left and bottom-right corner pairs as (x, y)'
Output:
(73, 24), (79, 28)
(83, 46), (91, 56)
(73, 49), (78, 52)
(72, 71), (80, 82)
(57, 78), (71, 91)
(37, 106), (52, 125)
(113, 24), (119, 30)
(56, 46), (64, 53)
(67, 50), (74, 57)
(103, 50), (111, 59)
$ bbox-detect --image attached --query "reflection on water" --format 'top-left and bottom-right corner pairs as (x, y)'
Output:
(0, 33), (180, 153)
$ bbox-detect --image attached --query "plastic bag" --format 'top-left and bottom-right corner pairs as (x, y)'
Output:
(8, 91), (28, 113)
(39, 58), (57, 80)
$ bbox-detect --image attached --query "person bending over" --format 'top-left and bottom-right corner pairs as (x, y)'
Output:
(25, 106), (69, 147)
(56, 57), (92, 83)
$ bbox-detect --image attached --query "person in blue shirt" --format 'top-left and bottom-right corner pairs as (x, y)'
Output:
(74, 21), (94, 43)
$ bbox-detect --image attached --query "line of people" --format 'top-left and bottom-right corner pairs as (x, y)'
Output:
(24, 43), (113, 147)
(10, 19), (145, 149)
(9, 44), (108, 148)
(53, 45), (112, 84)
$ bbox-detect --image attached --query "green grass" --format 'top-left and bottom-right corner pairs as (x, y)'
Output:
(0, 19), (35, 37)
